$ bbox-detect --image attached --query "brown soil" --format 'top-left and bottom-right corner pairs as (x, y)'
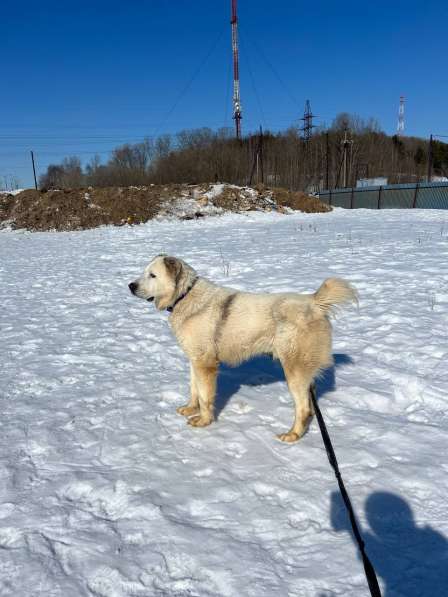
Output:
(271, 187), (332, 213)
(0, 184), (331, 232)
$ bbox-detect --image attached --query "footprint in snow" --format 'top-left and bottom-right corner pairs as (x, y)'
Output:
(227, 400), (253, 415)
(193, 467), (214, 478)
(224, 442), (247, 459)
(0, 503), (16, 519)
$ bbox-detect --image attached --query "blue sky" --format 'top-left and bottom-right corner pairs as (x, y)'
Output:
(1, 0), (447, 188)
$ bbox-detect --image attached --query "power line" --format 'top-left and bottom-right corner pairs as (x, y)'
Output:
(0, 135), (152, 140)
(153, 26), (226, 137)
(223, 46), (232, 128)
(0, 149), (118, 157)
(241, 26), (301, 110)
(239, 32), (266, 130)
(0, 141), (152, 149)
(0, 114), (310, 135)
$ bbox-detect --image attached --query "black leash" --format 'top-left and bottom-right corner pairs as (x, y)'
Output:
(309, 384), (382, 597)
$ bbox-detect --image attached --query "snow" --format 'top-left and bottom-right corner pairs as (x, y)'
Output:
(202, 183), (226, 199)
(157, 183), (276, 220)
(201, 184), (259, 201)
(1, 208), (448, 596)
(158, 196), (224, 220)
(0, 188), (24, 195)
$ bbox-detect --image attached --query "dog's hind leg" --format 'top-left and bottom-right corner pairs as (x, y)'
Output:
(177, 363), (201, 417)
(187, 362), (217, 428)
(278, 363), (314, 443)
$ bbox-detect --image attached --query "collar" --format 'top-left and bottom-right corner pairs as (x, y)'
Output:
(166, 277), (198, 313)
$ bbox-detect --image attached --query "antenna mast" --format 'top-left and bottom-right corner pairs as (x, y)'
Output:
(397, 95), (405, 135)
(231, 0), (242, 139)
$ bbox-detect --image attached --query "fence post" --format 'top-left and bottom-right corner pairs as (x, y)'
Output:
(412, 182), (419, 208)
(377, 186), (382, 209)
(350, 186), (354, 209)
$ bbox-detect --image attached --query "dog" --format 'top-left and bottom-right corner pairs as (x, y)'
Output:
(129, 255), (357, 443)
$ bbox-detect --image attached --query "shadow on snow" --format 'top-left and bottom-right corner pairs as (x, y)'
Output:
(218, 352), (448, 596)
(329, 490), (448, 597)
(215, 352), (353, 418)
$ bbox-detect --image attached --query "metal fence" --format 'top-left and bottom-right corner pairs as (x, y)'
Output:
(318, 182), (448, 210)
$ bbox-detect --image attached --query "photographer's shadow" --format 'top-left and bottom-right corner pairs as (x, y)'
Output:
(330, 490), (448, 596)
(215, 352), (353, 418)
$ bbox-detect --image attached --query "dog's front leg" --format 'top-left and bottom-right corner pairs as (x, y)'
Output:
(177, 362), (200, 417)
(187, 362), (217, 428)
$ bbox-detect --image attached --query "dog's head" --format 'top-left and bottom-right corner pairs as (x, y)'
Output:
(128, 255), (197, 311)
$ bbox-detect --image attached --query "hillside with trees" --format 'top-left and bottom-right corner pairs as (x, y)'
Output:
(39, 114), (448, 192)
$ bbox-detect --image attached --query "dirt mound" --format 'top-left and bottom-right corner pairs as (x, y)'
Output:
(271, 187), (332, 213)
(191, 183), (282, 213)
(0, 187), (168, 232)
(0, 184), (331, 232)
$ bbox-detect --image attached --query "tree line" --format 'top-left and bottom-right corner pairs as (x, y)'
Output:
(39, 113), (448, 191)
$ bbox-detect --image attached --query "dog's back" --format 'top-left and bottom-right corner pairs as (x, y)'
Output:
(195, 278), (357, 372)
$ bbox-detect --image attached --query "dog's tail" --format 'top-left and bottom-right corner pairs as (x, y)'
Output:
(313, 278), (358, 315)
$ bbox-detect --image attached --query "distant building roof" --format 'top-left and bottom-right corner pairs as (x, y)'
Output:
(356, 177), (388, 188)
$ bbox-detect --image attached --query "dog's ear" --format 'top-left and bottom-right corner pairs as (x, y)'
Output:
(157, 256), (197, 311)
(153, 256), (184, 311)
(163, 256), (183, 288)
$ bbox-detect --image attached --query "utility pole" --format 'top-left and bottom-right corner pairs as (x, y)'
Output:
(397, 95), (405, 136)
(300, 100), (315, 142)
(325, 131), (330, 189)
(230, 0), (242, 140)
(341, 125), (353, 188)
(248, 126), (264, 186)
(427, 134), (433, 183)
(30, 151), (38, 190)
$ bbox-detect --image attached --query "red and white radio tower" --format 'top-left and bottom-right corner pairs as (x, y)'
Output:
(231, 0), (242, 139)
(397, 95), (405, 135)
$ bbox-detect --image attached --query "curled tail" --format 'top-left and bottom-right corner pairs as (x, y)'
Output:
(314, 278), (358, 314)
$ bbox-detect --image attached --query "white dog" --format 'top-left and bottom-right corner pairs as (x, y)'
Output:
(129, 255), (356, 443)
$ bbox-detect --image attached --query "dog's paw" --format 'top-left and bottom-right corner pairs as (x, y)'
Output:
(277, 431), (300, 444)
(176, 405), (200, 417)
(187, 415), (213, 428)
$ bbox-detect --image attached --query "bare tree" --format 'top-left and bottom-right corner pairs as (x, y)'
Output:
(39, 118), (447, 191)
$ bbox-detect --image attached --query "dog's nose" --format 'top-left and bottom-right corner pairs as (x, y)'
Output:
(128, 282), (138, 294)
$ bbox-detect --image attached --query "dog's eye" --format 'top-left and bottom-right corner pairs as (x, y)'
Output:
(150, 273), (156, 278)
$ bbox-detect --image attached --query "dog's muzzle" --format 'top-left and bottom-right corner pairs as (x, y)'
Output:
(128, 282), (154, 302)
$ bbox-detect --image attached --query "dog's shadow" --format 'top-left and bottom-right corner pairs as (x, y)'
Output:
(215, 353), (353, 418)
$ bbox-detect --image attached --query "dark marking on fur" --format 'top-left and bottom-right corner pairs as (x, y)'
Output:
(164, 256), (179, 278)
(221, 293), (236, 324)
(175, 268), (183, 288)
(164, 256), (183, 289)
(214, 293), (237, 356)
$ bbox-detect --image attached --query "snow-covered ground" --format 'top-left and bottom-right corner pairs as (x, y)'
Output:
(0, 188), (24, 196)
(1, 209), (448, 596)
